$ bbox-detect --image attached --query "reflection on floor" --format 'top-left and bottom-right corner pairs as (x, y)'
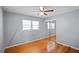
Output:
(4, 35), (79, 53)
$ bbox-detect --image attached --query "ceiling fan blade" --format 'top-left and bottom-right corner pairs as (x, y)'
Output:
(44, 12), (47, 15)
(44, 10), (54, 12)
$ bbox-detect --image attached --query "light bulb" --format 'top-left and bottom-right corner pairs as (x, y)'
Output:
(40, 6), (43, 11)
(40, 12), (44, 15)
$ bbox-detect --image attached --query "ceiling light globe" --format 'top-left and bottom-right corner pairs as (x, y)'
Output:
(40, 12), (44, 15)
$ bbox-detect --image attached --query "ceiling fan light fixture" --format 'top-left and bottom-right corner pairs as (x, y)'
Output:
(40, 6), (44, 11)
(40, 12), (44, 15)
(39, 6), (54, 16)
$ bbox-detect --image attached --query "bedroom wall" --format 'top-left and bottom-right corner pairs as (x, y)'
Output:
(3, 11), (55, 48)
(0, 7), (4, 52)
(54, 9), (79, 49)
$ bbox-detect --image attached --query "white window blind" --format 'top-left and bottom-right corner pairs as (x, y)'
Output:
(32, 21), (39, 30)
(48, 23), (55, 29)
(23, 20), (31, 30)
(22, 20), (39, 30)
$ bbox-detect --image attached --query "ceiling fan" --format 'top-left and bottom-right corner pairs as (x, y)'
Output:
(39, 6), (54, 16)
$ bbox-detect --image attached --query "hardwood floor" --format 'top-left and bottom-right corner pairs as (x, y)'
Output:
(53, 43), (79, 53)
(4, 37), (49, 53)
(4, 35), (79, 53)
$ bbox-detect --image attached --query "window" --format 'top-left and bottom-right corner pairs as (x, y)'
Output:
(51, 23), (55, 29)
(48, 22), (50, 29)
(48, 22), (55, 29)
(22, 20), (39, 30)
(23, 20), (31, 30)
(32, 21), (39, 30)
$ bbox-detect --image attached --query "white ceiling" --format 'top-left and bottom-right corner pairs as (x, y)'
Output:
(2, 6), (79, 18)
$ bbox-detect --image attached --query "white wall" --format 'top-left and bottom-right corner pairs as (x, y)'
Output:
(3, 11), (55, 48)
(0, 7), (4, 52)
(55, 9), (79, 49)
